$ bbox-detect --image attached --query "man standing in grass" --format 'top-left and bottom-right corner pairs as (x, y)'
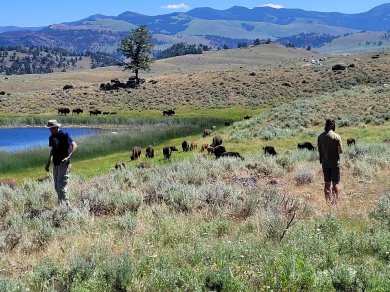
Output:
(317, 119), (343, 205)
(45, 120), (77, 207)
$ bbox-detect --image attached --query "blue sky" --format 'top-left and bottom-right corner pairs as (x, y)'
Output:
(1, 0), (388, 27)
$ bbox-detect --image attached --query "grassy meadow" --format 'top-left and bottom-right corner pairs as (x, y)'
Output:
(1, 44), (390, 290)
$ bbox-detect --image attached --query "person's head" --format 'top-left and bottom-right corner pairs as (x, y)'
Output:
(45, 120), (61, 134)
(324, 119), (335, 131)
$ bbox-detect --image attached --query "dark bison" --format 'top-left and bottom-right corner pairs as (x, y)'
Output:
(58, 107), (70, 115)
(145, 145), (154, 158)
(214, 145), (227, 159)
(297, 142), (316, 151)
(163, 110), (175, 116)
(244, 115), (252, 120)
(221, 151), (244, 160)
(211, 135), (223, 147)
(89, 109), (102, 115)
(347, 138), (356, 146)
(203, 128), (213, 137)
(63, 84), (74, 90)
(182, 140), (191, 152)
(224, 121), (231, 126)
(263, 146), (277, 156)
(131, 146), (142, 160)
(72, 108), (83, 115)
(207, 146), (214, 155)
(163, 146), (178, 159)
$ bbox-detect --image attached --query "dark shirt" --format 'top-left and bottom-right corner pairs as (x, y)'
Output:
(49, 129), (73, 165)
(317, 130), (342, 165)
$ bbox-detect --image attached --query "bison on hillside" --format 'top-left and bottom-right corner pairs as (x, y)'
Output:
(163, 146), (178, 159)
(131, 146), (142, 160)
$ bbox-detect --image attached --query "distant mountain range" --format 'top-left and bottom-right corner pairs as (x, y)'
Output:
(0, 4), (389, 54)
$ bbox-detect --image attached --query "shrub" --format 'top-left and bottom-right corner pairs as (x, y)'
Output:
(370, 192), (390, 226)
(294, 163), (315, 185)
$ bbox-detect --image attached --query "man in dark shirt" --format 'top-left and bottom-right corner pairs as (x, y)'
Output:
(45, 120), (77, 207)
(317, 119), (343, 205)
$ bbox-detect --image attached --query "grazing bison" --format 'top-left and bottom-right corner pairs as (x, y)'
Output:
(211, 135), (223, 147)
(244, 115), (252, 120)
(182, 140), (191, 152)
(190, 141), (197, 150)
(207, 146), (214, 155)
(72, 108), (83, 115)
(63, 84), (74, 90)
(0, 179), (17, 189)
(131, 146), (142, 160)
(145, 145), (154, 158)
(297, 142), (316, 151)
(203, 128), (213, 138)
(263, 146), (277, 156)
(163, 109), (175, 116)
(200, 144), (209, 152)
(221, 151), (244, 160)
(58, 107), (70, 115)
(114, 161), (126, 170)
(347, 138), (356, 147)
(214, 145), (227, 159)
(89, 109), (102, 115)
(163, 146), (178, 159)
(224, 121), (231, 126)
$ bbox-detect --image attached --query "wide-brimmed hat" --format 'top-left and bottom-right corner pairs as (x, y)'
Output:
(45, 120), (61, 128)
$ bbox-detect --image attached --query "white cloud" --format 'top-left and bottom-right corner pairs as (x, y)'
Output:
(160, 3), (189, 10)
(260, 3), (284, 9)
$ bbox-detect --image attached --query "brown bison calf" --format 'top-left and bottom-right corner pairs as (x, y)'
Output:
(200, 144), (209, 152)
(131, 146), (142, 160)
(163, 146), (178, 159)
(207, 146), (214, 155)
(145, 145), (154, 158)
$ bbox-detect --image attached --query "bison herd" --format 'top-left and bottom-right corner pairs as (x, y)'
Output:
(57, 107), (117, 116)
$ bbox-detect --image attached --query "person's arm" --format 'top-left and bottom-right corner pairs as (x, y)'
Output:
(61, 141), (78, 164)
(317, 137), (322, 164)
(45, 149), (52, 171)
(338, 138), (343, 154)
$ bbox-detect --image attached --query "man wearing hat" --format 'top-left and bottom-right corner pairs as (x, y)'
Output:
(45, 120), (78, 206)
(317, 119), (343, 205)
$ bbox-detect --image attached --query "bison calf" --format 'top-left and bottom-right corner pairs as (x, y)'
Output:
(347, 138), (356, 147)
(263, 146), (277, 156)
(297, 142), (315, 151)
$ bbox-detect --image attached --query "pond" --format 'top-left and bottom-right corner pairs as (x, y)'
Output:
(0, 127), (99, 152)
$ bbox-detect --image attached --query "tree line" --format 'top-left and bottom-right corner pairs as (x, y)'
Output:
(0, 46), (120, 75)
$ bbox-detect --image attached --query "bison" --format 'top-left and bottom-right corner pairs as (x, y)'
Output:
(211, 135), (223, 147)
(347, 138), (356, 147)
(221, 151), (244, 160)
(131, 146), (142, 160)
(72, 108), (83, 115)
(203, 128), (213, 138)
(263, 146), (277, 156)
(200, 144), (209, 152)
(190, 141), (197, 150)
(214, 145), (227, 159)
(145, 145), (154, 158)
(182, 140), (191, 152)
(297, 142), (316, 151)
(58, 107), (70, 115)
(207, 146), (214, 155)
(114, 161), (126, 170)
(163, 146), (178, 159)
(89, 109), (102, 115)
(0, 179), (17, 189)
(163, 109), (175, 116)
